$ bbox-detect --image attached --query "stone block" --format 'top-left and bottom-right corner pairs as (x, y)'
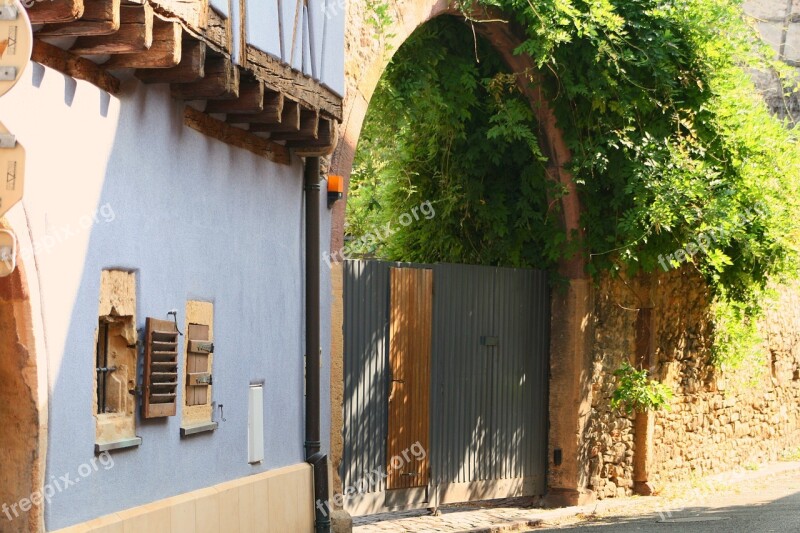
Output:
(757, 21), (785, 55)
(331, 509), (353, 533)
(786, 24), (800, 63)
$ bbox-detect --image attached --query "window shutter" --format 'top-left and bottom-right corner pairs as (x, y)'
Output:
(186, 323), (213, 406)
(143, 317), (179, 418)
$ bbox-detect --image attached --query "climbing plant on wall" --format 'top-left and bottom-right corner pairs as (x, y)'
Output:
(474, 0), (800, 368)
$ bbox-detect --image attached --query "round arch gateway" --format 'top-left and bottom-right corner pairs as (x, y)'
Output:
(328, 0), (597, 513)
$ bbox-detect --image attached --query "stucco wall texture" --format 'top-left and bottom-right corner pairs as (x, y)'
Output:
(0, 63), (332, 531)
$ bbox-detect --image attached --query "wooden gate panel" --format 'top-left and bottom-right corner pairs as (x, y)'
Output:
(387, 267), (432, 489)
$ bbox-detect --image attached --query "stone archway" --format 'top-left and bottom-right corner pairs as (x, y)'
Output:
(328, 0), (596, 508)
(0, 252), (45, 531)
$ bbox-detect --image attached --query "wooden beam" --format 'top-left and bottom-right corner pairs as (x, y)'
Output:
(226, 92), (284, 125)
(71, 3), (154, 55)
(200, 5), (231, 54)
(104, 16), (182, 69)
(247, 99), (300, 133)
(184, 106), (290, 165)
(171, 57), (239, 100)
(31, 39), (120, 95)
(269, 108), (319, 141)
(135, 38), (205, 83)
(147, 0), (209, 30)
(246, 45), (342, 121)
(289, 117), (333, 146)
(238, 0), (247, 66)
(37, 0), (121, 37)
(288, 117), (337, 156)
(205, 80), (266, 114)
(25, 0), (84, 24)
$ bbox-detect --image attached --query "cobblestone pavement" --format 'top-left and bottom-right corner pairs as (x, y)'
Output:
(353, 461), (800, 533)
(353, 500), (541, 532)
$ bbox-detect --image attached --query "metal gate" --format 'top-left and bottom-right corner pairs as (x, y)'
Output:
(342, 260), (549, 516)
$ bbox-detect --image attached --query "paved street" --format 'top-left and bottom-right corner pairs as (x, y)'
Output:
(354, 462), (800, 533)
(534, 468), (800, 532)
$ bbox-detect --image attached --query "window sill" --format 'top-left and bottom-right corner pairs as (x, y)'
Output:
(95, 436), (142, 454)
(180, 421), (218, 437)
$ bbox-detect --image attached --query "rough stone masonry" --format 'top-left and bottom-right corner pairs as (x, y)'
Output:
(586, 269), (800, 498)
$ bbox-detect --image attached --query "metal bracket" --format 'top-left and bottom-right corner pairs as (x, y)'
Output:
(0, 67), (16, 81)
(188, 373), (213, 386)
(0, 5), (17, 20)
(0, 133), (14, 149)
(480, 335), (498, 347)
(188, 340), (214, 354)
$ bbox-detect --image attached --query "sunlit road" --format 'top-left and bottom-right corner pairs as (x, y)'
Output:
(530, 469), (800, 532)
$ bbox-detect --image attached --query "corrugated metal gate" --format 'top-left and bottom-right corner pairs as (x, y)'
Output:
(342, 260), (550, 515)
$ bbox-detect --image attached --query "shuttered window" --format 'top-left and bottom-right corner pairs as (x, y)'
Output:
(143, 317), (179, 418)
(95, 270), (141, 453)
(181, 301), (216, 435)
(186, 324), (213, 406)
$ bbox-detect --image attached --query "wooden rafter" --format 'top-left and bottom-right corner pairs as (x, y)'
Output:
(184, 106), (290, 165)
(205, 79), (265, 114)
(246, 46), (341, 122)
(270, 108), (319, 141)
(135, 37), (205, 83)
(226, 92), (285, 126)
(248, 99), (300, 133)
(24, 1), (340, 160)
(26, 0), (84, 24)
(37, 0), (121, 37)
(171, 56), (239, 100)
(71, 3), (154, 55)
(104, 15), (182, 69)
(31, 39), (121, 95)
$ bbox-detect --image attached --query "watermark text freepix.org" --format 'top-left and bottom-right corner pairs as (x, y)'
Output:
(323, 200), (435, 268)
(315, 441), (427, 515)
(1, 203), (116, 271)
(2, 452), (115, 522)
(657, 202), (766, 271)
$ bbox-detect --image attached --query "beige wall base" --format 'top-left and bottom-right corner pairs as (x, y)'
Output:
(51, 463), (315, 533)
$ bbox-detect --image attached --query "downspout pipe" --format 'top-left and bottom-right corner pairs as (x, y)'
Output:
(304, 156), (331, 533)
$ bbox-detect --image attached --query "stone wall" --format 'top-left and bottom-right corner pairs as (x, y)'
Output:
(587, 269), (800, 499)
(744, 0), (800, 124)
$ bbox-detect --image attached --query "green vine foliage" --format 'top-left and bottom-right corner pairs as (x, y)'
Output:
(479, 0), (800, 295)
(349, 0), (800, 368)
(611, 361), (673, 414)
(348, 17), (562, 267)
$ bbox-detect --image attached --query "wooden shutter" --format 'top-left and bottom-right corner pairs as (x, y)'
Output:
(143, 317), (179, 418)
(186, 323), (213, 406)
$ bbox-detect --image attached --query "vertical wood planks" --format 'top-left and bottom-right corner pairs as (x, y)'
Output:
(387, 267), (432, 490)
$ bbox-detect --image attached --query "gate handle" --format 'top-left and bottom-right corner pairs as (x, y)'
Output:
(389, 378), (404, 402)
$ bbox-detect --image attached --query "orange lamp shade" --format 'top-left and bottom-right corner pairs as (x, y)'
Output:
(327, 175), (344, 208)
(328, 175), (344, 194)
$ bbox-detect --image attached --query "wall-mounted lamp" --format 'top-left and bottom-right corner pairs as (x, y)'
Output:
(327, 175), (344, 208)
